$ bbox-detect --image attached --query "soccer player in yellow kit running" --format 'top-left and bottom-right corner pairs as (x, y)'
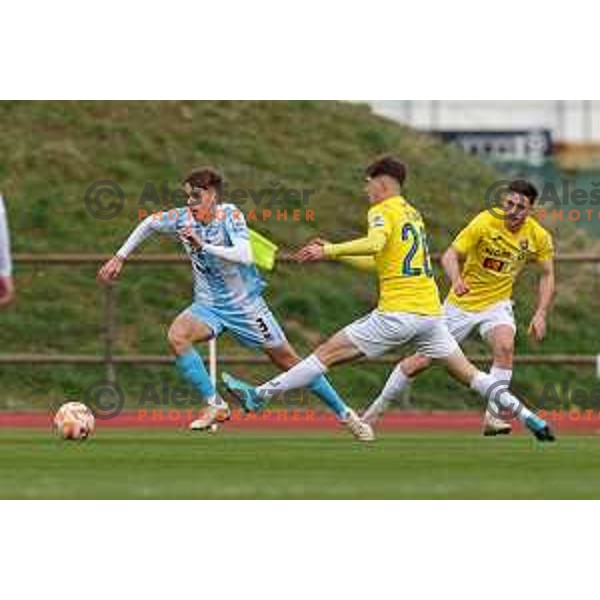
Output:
(223, 157), (555, 443)
(362, 180), (555, 436)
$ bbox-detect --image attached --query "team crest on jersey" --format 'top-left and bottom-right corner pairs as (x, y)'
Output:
(516, 239), (530, 261)
(370, 214), (385, 228)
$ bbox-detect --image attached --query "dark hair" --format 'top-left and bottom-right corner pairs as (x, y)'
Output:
(182, 166), (224, 196)
(508, 179), (538, 204)
(365, 156), (407, 187)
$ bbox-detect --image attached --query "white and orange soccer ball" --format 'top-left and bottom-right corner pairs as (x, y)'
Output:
(53, 402), (95, 440)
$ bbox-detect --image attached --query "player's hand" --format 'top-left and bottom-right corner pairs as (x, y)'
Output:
(452, 277), (470, 297)
(295, 241), (326, 263)
(528, 310), (547, 342)
(0, 275), (15, 307)
(179, 225), (202, 250)
(97, 256), (124, 285)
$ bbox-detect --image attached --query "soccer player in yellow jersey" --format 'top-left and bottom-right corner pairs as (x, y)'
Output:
(223, 158), (554, 443)
(362, 180), (555, 436)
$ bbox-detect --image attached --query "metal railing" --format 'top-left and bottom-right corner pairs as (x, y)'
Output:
(6, 253), (600, 382)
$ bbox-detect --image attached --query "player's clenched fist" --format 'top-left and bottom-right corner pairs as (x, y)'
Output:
(178, 225), (202, 250)
(451, 277), (470, 297)
(97, 256), (124, 284)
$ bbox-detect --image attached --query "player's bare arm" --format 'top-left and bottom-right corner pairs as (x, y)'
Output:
(528, 258), (555, 342)
(97, 215), (161, 285)
(441, 246), (469, 296)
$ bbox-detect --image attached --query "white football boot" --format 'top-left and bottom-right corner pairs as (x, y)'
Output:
(345, 409), (375, 442)
(482, 411), (512, 436)
(189, 401), (231, 431)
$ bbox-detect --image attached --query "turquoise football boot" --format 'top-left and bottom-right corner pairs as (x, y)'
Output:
(222, 372), (263, 413)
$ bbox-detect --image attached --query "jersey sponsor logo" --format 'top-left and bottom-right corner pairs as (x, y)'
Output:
(482, 245), (512, 259)
(482, 257), (505, 272)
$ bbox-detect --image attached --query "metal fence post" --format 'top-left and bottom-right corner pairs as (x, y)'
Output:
(104, 284), (117, 383)
(209, 338), (217, 386)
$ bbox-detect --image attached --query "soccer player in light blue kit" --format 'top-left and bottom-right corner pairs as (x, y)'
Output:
(98, 167), (370, 438)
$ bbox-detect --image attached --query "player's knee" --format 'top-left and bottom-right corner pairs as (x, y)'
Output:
(402, 355), (431, 377)
(276, 351), (300, 370)
(314, 344), (336, 368)
(267, 344), (300, 370)
(493, 343), (514, 366)
(167, 325), (191, 355)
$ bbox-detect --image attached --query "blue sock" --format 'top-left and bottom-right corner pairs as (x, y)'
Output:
(309, 375), (351, 420)
(175, 349), (216, 401)
(525, 413), (547, 432)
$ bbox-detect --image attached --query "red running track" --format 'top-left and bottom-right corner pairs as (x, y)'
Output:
(2, 410), (600, 433)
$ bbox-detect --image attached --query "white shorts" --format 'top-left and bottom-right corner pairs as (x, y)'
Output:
(444, 300), (516, 343)
(344, 310), (459, 359)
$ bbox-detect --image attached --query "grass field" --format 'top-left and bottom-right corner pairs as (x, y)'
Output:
(2, 429), (599, 499)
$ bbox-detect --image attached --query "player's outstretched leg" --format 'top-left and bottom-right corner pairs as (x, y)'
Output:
(223, 332), (374, 441)
(262, 342), (352, 421)
(168, 313), (230, 431)
(442, 349), (555, 442)
(363, 354), (431, 423)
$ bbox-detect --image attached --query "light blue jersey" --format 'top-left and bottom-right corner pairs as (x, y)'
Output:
(153, 204), (266, 308)
(118, 204), (285, 349)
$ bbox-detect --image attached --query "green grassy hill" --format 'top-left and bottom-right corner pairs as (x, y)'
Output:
(0, 100), (598, 414)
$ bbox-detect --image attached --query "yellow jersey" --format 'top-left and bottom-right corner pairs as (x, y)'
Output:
(446, 210), (554, 312)
(325, 196), (442, 315)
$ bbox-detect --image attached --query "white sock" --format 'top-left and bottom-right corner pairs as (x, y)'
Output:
(488, 367), (513, 416)
(490, 366), (513, 384)
(471, 371), (533, 423)
(207, 394), (227, 408)
(256, 354), (327, 399)
(363, 365), (409, 422)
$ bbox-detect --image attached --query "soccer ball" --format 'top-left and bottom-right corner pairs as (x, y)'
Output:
(53, 402), (95, 440)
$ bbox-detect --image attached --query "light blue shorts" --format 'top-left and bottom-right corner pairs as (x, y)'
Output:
(184, 296), (287, 349)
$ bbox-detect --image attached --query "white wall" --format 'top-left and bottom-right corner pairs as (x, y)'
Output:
(369, 101), (600, 143)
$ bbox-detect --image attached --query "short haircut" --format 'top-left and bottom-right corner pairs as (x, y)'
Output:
(365, 156), (407, 187)
(508, 179), (539, 204)
(182, 167), (224, 196)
